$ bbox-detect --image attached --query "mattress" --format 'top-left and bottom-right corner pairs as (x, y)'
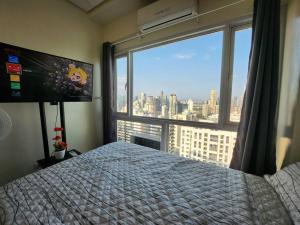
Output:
(0, 142), (292, 225)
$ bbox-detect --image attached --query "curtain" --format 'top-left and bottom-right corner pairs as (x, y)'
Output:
(230, 0), (280, 176)
(102, 42), (116, 144)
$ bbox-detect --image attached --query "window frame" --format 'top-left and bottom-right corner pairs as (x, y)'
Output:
(226, 22), (252, 125)
(113, 18), (252, 151)
(114, 54), (129, 114)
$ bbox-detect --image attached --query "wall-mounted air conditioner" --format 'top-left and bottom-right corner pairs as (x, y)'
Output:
(137, 0), (198, 33)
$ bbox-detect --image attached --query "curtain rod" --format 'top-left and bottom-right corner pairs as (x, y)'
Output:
(112, 0), (247, 46)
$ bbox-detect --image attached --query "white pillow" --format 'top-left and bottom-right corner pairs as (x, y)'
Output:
(264, 162), (300, 224)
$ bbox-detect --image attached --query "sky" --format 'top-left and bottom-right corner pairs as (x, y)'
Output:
(117, 28), (252, 101)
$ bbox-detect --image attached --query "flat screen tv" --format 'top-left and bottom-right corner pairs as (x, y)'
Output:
(0, 42), (93, 102)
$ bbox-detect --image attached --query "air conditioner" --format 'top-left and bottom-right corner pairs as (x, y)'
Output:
(138, 0), (198, 33)
(130, 133), (161, 150)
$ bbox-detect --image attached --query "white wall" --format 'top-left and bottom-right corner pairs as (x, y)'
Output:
(0, 0), (103, 185)
(277, 0), (300, 168)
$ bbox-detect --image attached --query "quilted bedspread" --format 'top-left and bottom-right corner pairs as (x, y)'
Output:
(0, 142), (292, 225)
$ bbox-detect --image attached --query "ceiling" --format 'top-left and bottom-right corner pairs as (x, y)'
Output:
(68, 0), (105, 12)
(68, 0), (156, 25)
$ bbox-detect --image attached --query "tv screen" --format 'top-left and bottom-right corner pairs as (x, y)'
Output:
(0, 42), (93, 102)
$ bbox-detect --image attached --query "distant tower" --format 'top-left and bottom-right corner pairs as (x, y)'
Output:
(161, 105), (168, 118)
(209, 89), (217, 114)
(187, 99), (194, 113)
(210, 89), (217, 106)
(160, 90), (166, 106)
(202, 104), (208, 118)
(140, 92), (146, 109)
(145, 96), (155, 114)
(169, 94), (178, 117)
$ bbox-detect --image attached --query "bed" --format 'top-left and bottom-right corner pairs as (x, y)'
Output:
(0, 142), (299, 225)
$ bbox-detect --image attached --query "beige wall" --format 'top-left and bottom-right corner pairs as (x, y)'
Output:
(0, 0), (103, 185)
(277, 0), (300, 168)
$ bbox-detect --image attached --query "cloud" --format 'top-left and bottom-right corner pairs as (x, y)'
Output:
(154, 57), (161, 61)
(174, 52), (196, 60)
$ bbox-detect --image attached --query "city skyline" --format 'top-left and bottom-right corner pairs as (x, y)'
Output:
(133, 31), (223, 100)
(117, 29), (251, 113)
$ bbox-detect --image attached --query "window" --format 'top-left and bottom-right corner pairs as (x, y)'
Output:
(133, 31), (223, 123)
(193, 150), (197, 156)
(116, 57), (127, 112)
(209, 144), (218, 151)
(210, 135), (218, 142)
(114, 21), (252, 168)
(226, 136), (230, 144)
(209, 153), (217, 161)
(230, 28), (252, 122)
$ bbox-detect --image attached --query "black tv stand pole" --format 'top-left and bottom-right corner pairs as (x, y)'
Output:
(38, 102), (67, 160)
(38, 102), (50, 159)
(59, 102), (67, 143)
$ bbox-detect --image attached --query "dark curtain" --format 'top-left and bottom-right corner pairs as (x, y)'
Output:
(102, 42), (116, 144)
(230, 0), (280, 175)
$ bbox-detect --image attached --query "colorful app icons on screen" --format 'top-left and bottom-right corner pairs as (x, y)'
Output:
(11, 82), (21, 89)
(8, 55), (19, 64)
(11, 90), (21, 97)
(6, 63), (22, 74)
(10, 74), (20, 82)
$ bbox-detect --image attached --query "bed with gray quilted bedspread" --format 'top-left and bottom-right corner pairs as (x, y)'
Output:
(0, 142), (293, 225)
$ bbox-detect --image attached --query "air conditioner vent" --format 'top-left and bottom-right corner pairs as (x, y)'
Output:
(142, 12), (193, 32)
(138, 0), (198, 33)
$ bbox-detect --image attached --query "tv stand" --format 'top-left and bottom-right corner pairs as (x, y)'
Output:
(59, 102), (66, 143)
(39, 102), (50, 159)
(38, 101), (67, 160)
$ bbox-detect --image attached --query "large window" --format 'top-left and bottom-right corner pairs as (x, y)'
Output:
(114, 22), (252, 167)
(133, 31), (223, 123)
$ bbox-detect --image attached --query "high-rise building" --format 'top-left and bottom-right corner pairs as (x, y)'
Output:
(209, 89), (217, 114)
(177, 102), (187, 114)
(202, 103), (208, 118)
(169, 125), (236, 167)
(192, 102), (202, 114)
(161, 105), (168, 118)
(187, 99), (193, 112)
(140, 92), (146, 109)
(145, 96), (156, 114)
(154, 97), (161, 114)
(169, 94), (178, 117)
(160, 90), (165, 105)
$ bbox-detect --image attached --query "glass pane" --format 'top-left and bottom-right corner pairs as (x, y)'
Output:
(117, 120), (162, 150)
(168, 124), (237, 167)
(230, 28), (252, 122)
(116, 57), (127, 112)
(133, 31), (224, 123)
